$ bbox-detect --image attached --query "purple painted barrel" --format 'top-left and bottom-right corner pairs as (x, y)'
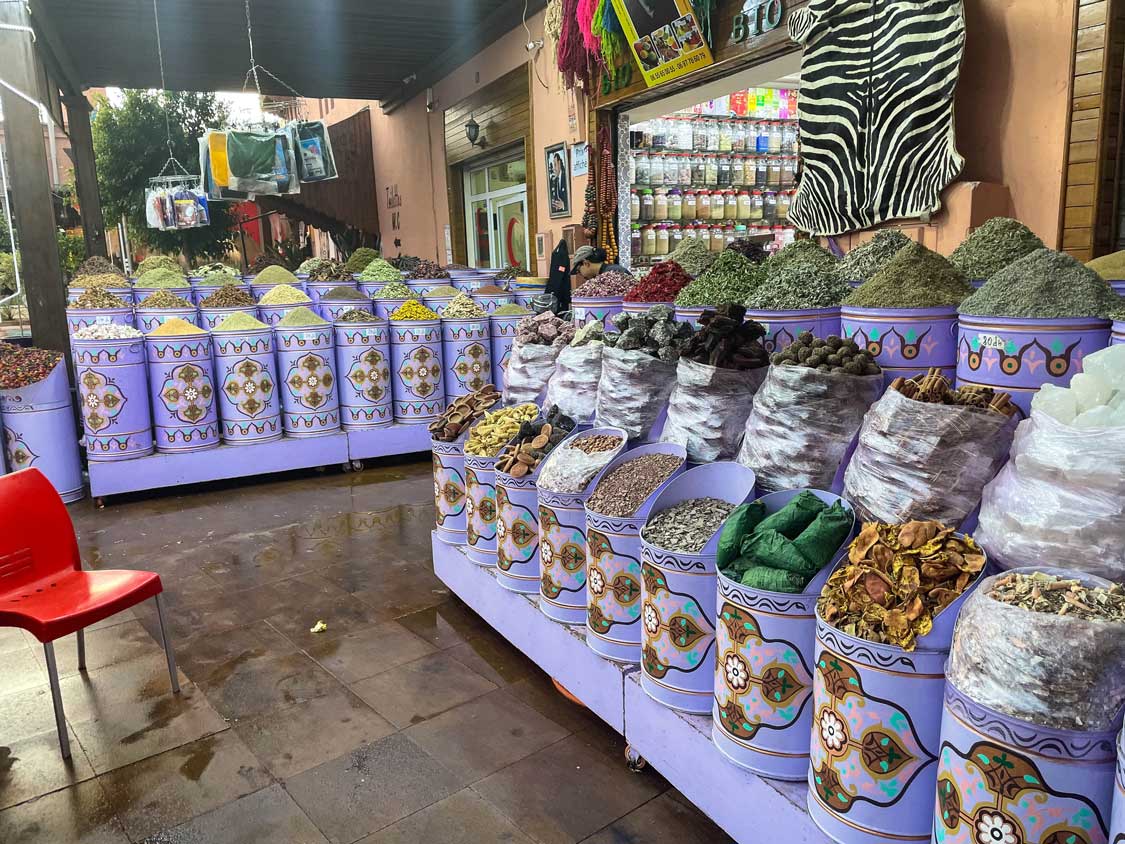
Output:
(675, 305), (710, 327)
(639, 462), (757, 714)
(807, 555), (984, 844)
(623, 301), (673, 317)
(334, 320), (392, 429)
(537, 426), (628, 625)
(441, 317), (491, 399)
(711, 489), (856, 781)
(257, 303), (307, 328)
(407, 279), (446, 296)
(373, 297), (408, 320)
(67, 286), (134, 305)
(0, 361), (84, 502)
(66, 307), (136, 336)
(190, 282), (250, 307)
(496, 461), (545, 594)
(514, 291), (539, 308)
(1113, 319), (1124, 347)
(145, 331), (219, 453)
(358, 281), (390, 298)
(957, 314), (1112, 415)
(134, 285), (191, 306)
(744, 307), (841, 353)
(211, 328), (283, 445)
(1109, 279), (1125, 296)
(465, 450), (501, 566)
(935, 680), (1119, 844)
(572, 296), (624, 328)
(423, 295), (455, 317)
(489, 314), (523, 391)
(306, 280), (356, 306)
(1112, 728), (1124, 842)
(585, 443), (687, 664)
(199, 306), (256, 331)
(72, 337), (154, 461)
(840, 306), (958, 387)
(433, 437), (468, 546)
(320, 300), (374, 322)
(390, 319), (444, 424)
(135, 307), (198, 334)
(471, 292), (516, 314)
(274, 324), (341, 437)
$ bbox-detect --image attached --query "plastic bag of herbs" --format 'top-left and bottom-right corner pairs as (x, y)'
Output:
(503, 341), (562, 406)
(842, 386), (1016, 527)
(739, 339), (884, 492)
(544, 321), (605, 421)
(947, 568), (1125, 730)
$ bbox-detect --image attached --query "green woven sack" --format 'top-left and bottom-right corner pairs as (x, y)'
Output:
(792, 501), (853, 571)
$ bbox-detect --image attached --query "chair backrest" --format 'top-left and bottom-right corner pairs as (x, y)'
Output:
(0, 468), (80, 594)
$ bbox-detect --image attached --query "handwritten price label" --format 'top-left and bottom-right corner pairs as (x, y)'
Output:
(976, 333), (1006, 350)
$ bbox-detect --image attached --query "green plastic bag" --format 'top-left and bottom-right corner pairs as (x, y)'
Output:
(739, 565), (806, 593)
(792, 501), (853, 571)
(716, 500), (766, 572)
(753, 490), (827, 539)
(740, 528), (819, 576)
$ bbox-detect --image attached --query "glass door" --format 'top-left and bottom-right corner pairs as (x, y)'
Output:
(493, 194), (528, 270)
(464, 152), (530, 270)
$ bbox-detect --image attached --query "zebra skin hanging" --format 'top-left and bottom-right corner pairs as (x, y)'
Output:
(788, 0), (966, 236)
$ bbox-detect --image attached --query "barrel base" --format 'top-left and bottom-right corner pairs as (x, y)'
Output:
(59, 487), (86, 504)
(435, 527), (467, 546)
(586, 632), (641, 665)
(539, 597), (586, 626)
(465, 542), (497, 567)
(806, 787), (918, 844)
(86, 435), (155, 462)
(641, 674), (712, 715)
(341, 401), (393, 430)
(495, 570), (539, 594)
(221, 433), (285, 446)
(154, 429), (220, 454)
(710, 723), (808, 782)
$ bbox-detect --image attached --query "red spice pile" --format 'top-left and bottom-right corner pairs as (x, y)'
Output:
(0, 345), (64, 390)
(624, 261), (693, 303)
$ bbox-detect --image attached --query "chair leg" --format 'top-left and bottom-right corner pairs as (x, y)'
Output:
(43, 642), (71, 760)
(76, 629), (86, 672)
(154, 594), (181, 695)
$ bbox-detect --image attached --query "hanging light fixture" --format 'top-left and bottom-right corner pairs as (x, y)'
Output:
(465, 114), (484, 147)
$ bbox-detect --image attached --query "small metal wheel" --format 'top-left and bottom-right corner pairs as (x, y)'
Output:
(624, 745), (647, 773)
(340, 462), (353, 473)
(351, 460), (364, 471)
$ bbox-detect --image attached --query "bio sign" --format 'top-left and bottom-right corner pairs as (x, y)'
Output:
(731, 0), (785, 43)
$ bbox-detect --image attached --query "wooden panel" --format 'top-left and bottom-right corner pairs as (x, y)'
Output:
(1063, 228), (1094, 248)
(1065, 205), (1095, 227)
(1080, 1), (1108, 27)
(1070, 140), (1099, 162)
(1068, 183), (1096, 206)
(444, 66), (531, 168)
(1069, 161), (1098, 184)
(1074, 72), (1103, 96)
(1073, 107), (1101, 122)
(1073, 93), (1102, 110)
(1075, 48), (1105, 75)
(1078, 23), (1107, 51)
(1071, 117), (1100, 142)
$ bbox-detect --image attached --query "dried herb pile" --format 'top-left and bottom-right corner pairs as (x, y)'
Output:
(959, 247), (1119, 318)
(844, 242), (971, 308)
(135, 268), (188, 289)
(838, 230), (911, 282)
(771, 333), (880, 375)
(537, 433), (624, 494)
(254, 265), (300, 287)
(949, 217), (1044, 280)
(373, 281), (412, 299)
(358, 259), (402, 281)
(464, 403), (539, 457)
(668, 236), (717, 276)
(725, 238), (768, 263)
(675, 250), (764, 307)
(0, 345), (64, 389)
(69, 272), (128, 290)
(137, 290), (192, 309)
(1086, 250), (1125, 279)
(344, 248), (380, 274)
(624, 261), (693, 302)
(746, 264), (851, 310)
(135, 255), (182, 276)
(200, 287), (255, 308)
(307, 260), (354, 282)
(69, 289), (129, 309)
(989, 571), (1125, 621)
(297, 257), (332, 275)
(586, 452), (684, 517)
(643, 498), (736, 553)
(335, 308), (377, 323)
(248, 254), (286, 273)
(74, 256), (125, 278)
(574, 271), (635, 298)
(405, 259), (450, 280)
(258, 284), (312, 306)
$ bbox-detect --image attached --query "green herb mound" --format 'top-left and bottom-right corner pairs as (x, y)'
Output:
(674, 250), (763, 307)
(949, 217), (1044, 280)
(959, 247), (1119, 318)
(344, 248), (380, 274)
(839, 230), (911, 282)
(845, 242), (971, 308)
(254, 265), (299, 287)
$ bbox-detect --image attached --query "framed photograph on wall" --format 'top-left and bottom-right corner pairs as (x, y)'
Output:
(545, 142), (571, 219)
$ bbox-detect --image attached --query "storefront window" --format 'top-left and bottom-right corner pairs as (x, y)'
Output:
(464, 152), (530, 270)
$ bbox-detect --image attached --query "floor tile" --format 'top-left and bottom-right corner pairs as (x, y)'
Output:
(265, 593), (392, 650)
(173, 621), (296, 686)
(396, 599), (491, 650)
(446, 631), (539, 687)
(357, 788), (534, 844)
(198, 652), (343, 721)
(3, 648), (48, 695)
(351, 567), (451, 619)
(349, 652), (497, 729)
(0, 684), (58, 744)
(139, 783), (326, 844)
(504, 673), (607, 735)
(303, 621), (435, 684)
(578, 791), (735, 844)
(0, 627), (33, 655)
(284, 733), (461, 844)
(35, 621), (166, 678)
(0, 778), (129, 844)
(0, 726), (95, 811)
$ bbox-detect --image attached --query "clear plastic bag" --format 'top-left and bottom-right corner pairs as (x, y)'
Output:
(503, 342), (561, 406)
(662, 358), (766, 462)
(739, 364), (883, 492)
(545, 343), (603, 422)
(292, 120), (338, 182)
(842, 388), (1016, 526)
(974, 410), (1125, 581)
(947, 567), (1125, 730)
(595, 346), (676, 440)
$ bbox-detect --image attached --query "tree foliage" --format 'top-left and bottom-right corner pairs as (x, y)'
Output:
(92, 90), (237, 262)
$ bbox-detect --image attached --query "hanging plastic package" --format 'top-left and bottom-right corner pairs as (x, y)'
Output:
(225, 129), (300, 195)
(173, 187), (210, 228)
(293, 120), (337, 182)
(199, 133), (249, 202)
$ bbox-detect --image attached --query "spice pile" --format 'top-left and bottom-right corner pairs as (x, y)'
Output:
(254, 265), (300, 287)
(570, 319), (605, 347)
(259, 284), (312, 306)
(675, 249), (763, 307)
(845, 242), (971, 309)
(297, 257), (331, 275)
(405, 259), (450, 280)
(307, 261), (354, 282)
(72, 324), (143, 340)
(335, 309), (377, 323)
(725, 238), (768, 263)
(747, 260), (851, 311)
(818, 520), (985, 650)
(771, 333), (881, 375)
(74, 256), (124, 278)
(718, 493), (854, 593)
(321, 286), (368, 301)
(390, 255), (421, 272)
(1032, 344), (1125, 427)
(494, 406), (577, 476)
(515, 311), (576, 346)
(149, 318), (205, 336)
(0, 345), (63, 389)
(680, 304), (768, 370)
(538, 433), (624, 493)
(586, 452), (684, 517)
(604, 306), (692, 362)
(69, 289), (129, 309)
(464, 403), (539, 457)
(136, 255), (181, 276)
(373, 281), (412, 299)
(838, 230), (911, 282)
(197, 269), (243, 286)
(69, 273), (128, 290)
(200, 286), (256, 308)
(959, 247), (1119, 318)
(423, 285), (460, 298)
(496, 266), (528, 280)
(990, 571), (1125, 621)
(667, 236), (716, 276)
(892, 368), (1017, 417)
(949, 217), (1044, 280)
(389, 300), (439, 321)
(493, 303), (531, 316)
(442, 293), (487, 319)
(248, 253), (286, 273)
(643, 498), (735, 553)
(574, 271), (634, 298)
(475, 284), (507, 295)
(358, 259), (401, 281)
(135, 268), (188, 289)
(277, 306), (328, 327)
(214, 312), (268, 332)
(193, 262), (238, 279)
(1087, 250), (1125, 279)
(768, 239), (840, 277)
(429, 385), (501, 441)
(624, 261), (693, 302)
(344, 248), (380, 274)
(137, 290), (191, 309)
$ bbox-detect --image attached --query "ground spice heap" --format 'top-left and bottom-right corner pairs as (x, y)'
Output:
(1087, 250), (1125, 279)
(135, 268), (189, 289)
(604, 305), (692, 362)
(213, 312), (268, 332)
(959, 247), (1119, 318)
(135, 255), (181, 276)
(0, 345), (64, 389)
(838, 230), (911, 282)
(625, 261), (692, 302)
(681, 304), (768, 370)
(675, 250), (764, 307)
(321, 285), (368, 301)
(845, 242), (971, 308)
(442, 293), (487, 319)
(949, 217), (1044, 280)
(334, 309), (377, 323)
(493, 303), (531, 316)
(464, 403), (539, 457)
(475, 284), (507, 295)
(137, 290), (192, 309)
(200, 286), (255, 308)
(771, 333), (881, 375)
(373, 281), (412, 299)
(344, 248), (380, 274)
(254, 265), (300, 287)
(69, 272), (128, 290)
(390, 300), (439, 320)
(516, 311), (575, 346)
(249, 253), (286, 273)
(817, 520), (985, 650)
(405, 259), (450, 280)
(74, 256), (125, 278)
(574, 271), (635, 298)
(429, 385), (501, 442)
(537, 433), (624, 493)
(258, 284), (312, 306)
(748, 255), (850, 311)
(197, 269), (243, 286)
(148, 318), (205, 336)
(358, 258), (401, 281)
(668, 236), (717, 276)
(495, 406), (577, 477)
(69, 288), (129, 309)
(297, 257), (332, 275)
(72, 323), (144, 340)
(643, 498), (735, 553)
(277, 306), (328, 327)
(424, 285), (460, 298)
(892, 368), (1017, 417)
(308, 260), (354, 282)
(586, 452), (684, 517)
(725, 238), (769, 263)
(496, 266), (529, 280)
(989, 571), (1125, 621)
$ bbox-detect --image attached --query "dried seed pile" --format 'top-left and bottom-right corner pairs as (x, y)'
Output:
(680, 304), (768, 370)
(373, 281), (412, 299)
(137, 290), (192, 309)
(390, 300), (439, 320)
(74, 256), (125, 278)
(817, 520), (985, 650)
(675, 249), (764, 307)
(516, 311), (576, 346)
(642, 497), (735, 553)
(496, 265), (528, 280)
(574, 271), (635, 298)
(537, 433), (624, 493)
(200, 286), (255, 308)
(277, 307), (328, 327)
(72, 323), (144, 340)
(148, 318), (205, 336)
(475, 284), (508, 295)
(69, 289), (129, 309)
(214, 312), (268, 332)
(844, 241), (971, 308)
(442, 293), (487, 319)
(321, 286), (368, 301)
(69, 272), (128, 290)
(0, 345), (63, 389)
(494, 406), (577, 477)
(892, 368), (1016, 417)
(771, 333), (881, 375)
(838, 230), (911, 282)
(135, 255), (181, 276)
(258, 284), (312, 306)
(390, 255), (421, 272)
(464, 403), (539, 457)
(429, 385), (501, 442)
(344, 248), (380, 274)
(255, 265), (300, 287)
(334, 308), (377, 323)
(425, 285), (461, 298)
(667, 236), (717, 276)
(959, 247), (1119, 318)
(493, 303), (531, 316)
(604, 306), (692, 362)
(624, 261), (693, 302)
(358, 259), (402, 281)
(586, 453), (684, 517)
(949, 217), (1044, 280)
(248, 253), (286, 273)
(135, 268), (188, 289)
(405, 259), (450, 280)
(989, 571), (1125, 621)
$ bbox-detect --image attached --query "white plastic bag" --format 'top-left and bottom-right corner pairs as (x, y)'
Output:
(503, 342), (561, 406)
(974, 410), (1125, 581)
(595, 345), (676, 440)
(842, 388), (1016, 526)
(662, 359), (766, 462)
(545, 343), (603, 421)
(739, 364), (883, 492)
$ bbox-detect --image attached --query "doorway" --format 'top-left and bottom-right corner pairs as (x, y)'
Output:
(464, 152), (530, 270)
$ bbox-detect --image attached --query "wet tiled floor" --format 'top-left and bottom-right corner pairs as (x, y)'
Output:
(0, 461), (734, 843)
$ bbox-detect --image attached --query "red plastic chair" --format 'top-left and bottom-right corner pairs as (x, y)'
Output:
(0, 468), (180, 758)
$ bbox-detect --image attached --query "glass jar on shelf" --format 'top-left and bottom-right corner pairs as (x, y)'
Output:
(767, 157), (782, 188)
(631, 225), (642, 259)
(733, 223), (748, 243)
(676, 118), (694, 150)
(655, 224), (670, 256)
(640, 188), (655, 221)
(712, 190), (727, 220)
(626, 151), (636, 185)
(654, 188), (669, 220)
(732, 120), (747, 153)
(737, 189), (752, 220)
(756, 156), (768, 188)
(690, 153), (705, 186)
(724, 190), (739, 220)
(739, 155), (755, 187)
(652, 118), (668, 149)
(777, 189), (791, 220)
(665, 154), (680, 186)
(676, 153), (692, 186)
(782, 123), (798, 154)
(717, 154), (732, 187)
(650, 152), (665, 187)
(668, 189), (683, 220)
(707, 119), (721, 151)
(697, 191), (711, 220)
(781, 156), (797, 188)
(718, 120), (733, 152)
(703, 153), (719, 185)
(755, 121), (770, 154)
(669, 223), (684, 253)
(724, 222), (737, 250)
(763, 190), (777, 223)
(692, 118), (708, 151)
(635, 151), (651, 185)
(629, 188), (640, 220)
(749, 190), (764, 222)
(683, 189), (697, 220)
(682, 222), (699, 241)
(642, 224), (656, 256)
(709, 224), (725, 252)
(768, 122), (782, 154)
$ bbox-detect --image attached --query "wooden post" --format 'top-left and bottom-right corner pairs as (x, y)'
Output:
(0, 3), (70, 359)
(63, 94), (108, 259)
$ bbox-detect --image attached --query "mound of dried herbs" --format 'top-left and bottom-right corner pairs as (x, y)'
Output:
(844, 242), (971, 308)
(959, 247), (1119, 318)
(838, 230), (912, 282)
(949, 217), (1044, 280)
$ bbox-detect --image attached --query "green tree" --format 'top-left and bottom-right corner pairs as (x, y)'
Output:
(0, 207), (14, 254)
(92, 90), (238, 263)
